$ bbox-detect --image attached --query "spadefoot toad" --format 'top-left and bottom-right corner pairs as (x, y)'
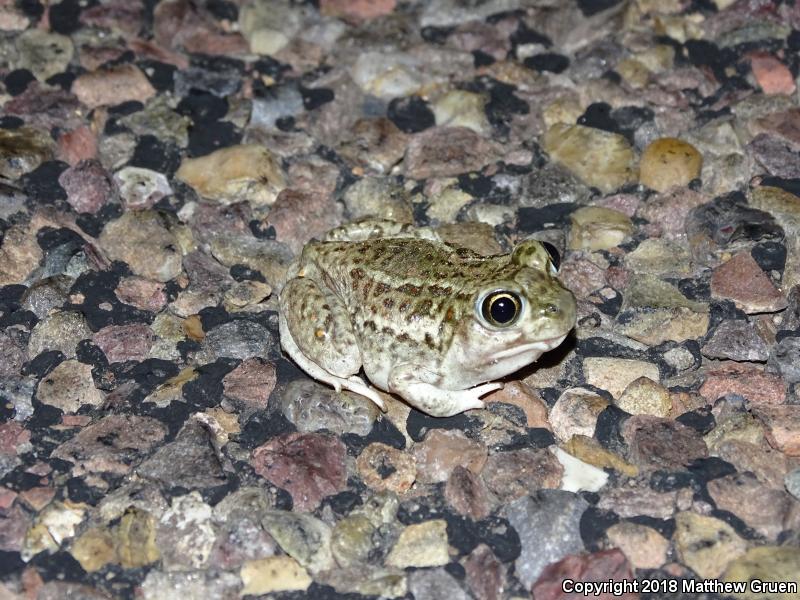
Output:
(279, 221), (576, 417)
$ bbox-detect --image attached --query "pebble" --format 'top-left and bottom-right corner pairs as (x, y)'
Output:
(673, 511), (747, 579)
(624, 238), (692, 277)
(341, 176), (414, 224)
(57, 125), (98, 166)
(582, 357), (660, 399)
(0, 224), (42, 286)
(403, 126), (498, 180)
(114, 277), (167, 312)
(20, 275), (73, 318)
(0, 376), (34, 422)
(615, 376), (672, 417)
(14, 29), (73, 81)
(259, 510), (334, 573)
(157, 492), (216, 570)
(639, 137), (703, 193)
(92, 324), (156, 363)
(567, 206), (634, 251)
(321, 566), (407, 598)
(767, 336), (800, 384)
(175, 144), (286, 207)
(195, 320), (275, 362)
(58, 160), (116, 214)
(337, 118), (410, 175)
(786, 469), (800, 501)
(623, 415), (709, 470)
(445, 465), (492, 521)
(119, 96), (190, 147)
(136, 420), (227, 489)
(605, 522), (668, 570)
(70, 527), (116, 572)
(708, 472), (797, 541)
(252, 432), (347, 512)
(750, 52), (796, 96)
(350, 51), (425, 99)
(543, 124), (637, 193)
(563, 434), (638, 477)
(699, 363), (787, 405)
(0, 126), (54, 180)
(28, 310), (92, 358)
(750, 405), (800, 456)
(748, 134), (800, 179)
(36, 360), (105, 413)
(240, 556), (311, 595)
(221, 357), (275, 412)
(702, 319), (770, 362)
(548, 387), (609, 441)
(114, 166), (173, 210)
(557, 256), (607, 298)
(99, 211), (183, 282)
(357, 442), (416, 493)
(637, 187), (707, 239)
(249, 84), (305, 132)
(722, 546), (800, 599)
(320, 0), (396, 21)
(52, 414), (166, 476)
(483, 448), (564, 502)
(141, 571), (240, 600)
(412, 428), (487, 484)
(532, 549), (636, 600)
(715, 439), (791, 490)
(72, 64), (156, 109)
(386, 519), (450, 568)
(503, 491), (589, 589)
(710, 252), (787, 314)
(267, 188), (342, 254)
(279, 379), (375, 435)
(431, 90), (490, 135)
(22, 501), (86, 560)
(408, 568), (471, 600)
(330, 514), (377, 568)
(0, 332), (28, 378)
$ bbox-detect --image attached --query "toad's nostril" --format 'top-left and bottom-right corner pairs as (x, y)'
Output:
(545, 303), (559, 314)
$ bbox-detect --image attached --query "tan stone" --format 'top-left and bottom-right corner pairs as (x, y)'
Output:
(543, 124), (637, 193)
(240, 556), (311, 595)
(606, 522), (668, 569)
(70, 528), (115, 572)
(563, 435), (639, 477)
(616, 377), (672, 417)
(176, 144), (286, 206)
(639, 138), (702, 193)
(674, 511), (747, 579)
(386, 520), (449, 568)
(582, 357), (660, 399)
(722, 546), (800, 600)
(568, 206), (634, 251)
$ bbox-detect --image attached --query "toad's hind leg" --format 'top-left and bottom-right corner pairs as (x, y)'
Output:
(279, 277), (385, 410)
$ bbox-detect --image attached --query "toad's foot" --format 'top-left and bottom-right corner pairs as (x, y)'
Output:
(388, 363), (502, 417)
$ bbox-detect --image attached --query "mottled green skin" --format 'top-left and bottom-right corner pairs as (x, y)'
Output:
(279, 227), (576, 417)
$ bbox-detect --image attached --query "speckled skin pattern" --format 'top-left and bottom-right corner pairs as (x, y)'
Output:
(279, 224), (577, 417)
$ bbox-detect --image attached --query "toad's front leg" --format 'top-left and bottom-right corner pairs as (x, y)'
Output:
(387, 363), (502, 417)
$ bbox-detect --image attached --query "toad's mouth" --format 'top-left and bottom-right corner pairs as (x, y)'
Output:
(490, 334), (569, 360)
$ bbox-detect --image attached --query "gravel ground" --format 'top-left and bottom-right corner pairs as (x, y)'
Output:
(1, 0), (800, 598)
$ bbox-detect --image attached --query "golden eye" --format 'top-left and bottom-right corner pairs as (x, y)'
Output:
(481, 291), (521, 327)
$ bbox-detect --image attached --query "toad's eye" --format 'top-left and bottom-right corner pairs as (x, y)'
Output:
(541, 241), (561, 272)
(481, 291), (521, 327)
